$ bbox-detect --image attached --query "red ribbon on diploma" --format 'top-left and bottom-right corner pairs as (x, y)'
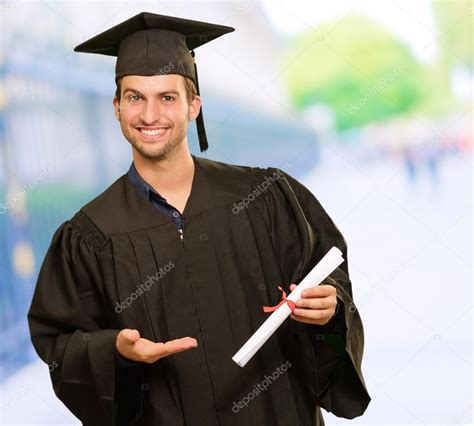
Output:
(262, 286), (296, 313)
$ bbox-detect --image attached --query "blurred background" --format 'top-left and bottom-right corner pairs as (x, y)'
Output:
(0, 0), (472, 424)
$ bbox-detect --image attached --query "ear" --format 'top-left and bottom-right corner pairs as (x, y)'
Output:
(188, 95), (202, 121)
(113, 96), (120, 121)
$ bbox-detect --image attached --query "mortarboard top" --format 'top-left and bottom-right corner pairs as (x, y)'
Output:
(74, 12), (235, 152)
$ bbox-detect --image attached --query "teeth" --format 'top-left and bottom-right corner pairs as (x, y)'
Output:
(140, 128), (167, 136)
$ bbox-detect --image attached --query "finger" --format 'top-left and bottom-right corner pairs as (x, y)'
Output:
(295, 297), (333, 310)
(289, 284), (297, 291)
(290, 313), (323, 325)
(301, 285), (336, 298)
(122, 329), (140, 343)
(292, 307), (333, 320)
(290, 311), (335, 325)
(163, 337), (198, 356)
(151, 337), (198, 359)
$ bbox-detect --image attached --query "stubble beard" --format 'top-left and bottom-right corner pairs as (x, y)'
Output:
(120, 112), (190, 161)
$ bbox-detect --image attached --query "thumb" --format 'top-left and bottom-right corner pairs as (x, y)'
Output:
(123, 329), (140, 343)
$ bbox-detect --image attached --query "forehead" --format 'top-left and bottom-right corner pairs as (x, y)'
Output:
(120, 74), (186, 93)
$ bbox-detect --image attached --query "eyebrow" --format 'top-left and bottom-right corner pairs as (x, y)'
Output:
(122, 88), (181, 97)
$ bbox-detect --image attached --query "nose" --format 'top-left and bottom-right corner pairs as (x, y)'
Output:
(140, 99), (161, 125)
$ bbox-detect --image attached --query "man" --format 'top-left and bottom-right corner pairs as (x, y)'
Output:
(27, 12), (370, 426)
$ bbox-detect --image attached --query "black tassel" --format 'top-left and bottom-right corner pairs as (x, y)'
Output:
(191, 50), (208, 152)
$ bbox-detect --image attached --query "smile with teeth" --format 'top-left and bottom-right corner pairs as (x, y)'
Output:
(138, 127), (169, 137)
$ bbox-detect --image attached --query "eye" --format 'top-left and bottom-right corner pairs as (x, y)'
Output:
(162, 95), (174, 103)
(128, 94), (142, 102)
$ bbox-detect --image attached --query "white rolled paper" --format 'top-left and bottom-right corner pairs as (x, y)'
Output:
(232, 246), (344, 367)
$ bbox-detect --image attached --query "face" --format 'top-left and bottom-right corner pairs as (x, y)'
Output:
(113, 74), (201, 161)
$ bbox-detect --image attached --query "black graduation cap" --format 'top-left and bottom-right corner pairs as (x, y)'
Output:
(74, 12), (235, 152)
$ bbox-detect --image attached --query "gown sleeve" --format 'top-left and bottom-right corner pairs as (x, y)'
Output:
(251, 167), (371, 419)
(27, 212), (123, 425)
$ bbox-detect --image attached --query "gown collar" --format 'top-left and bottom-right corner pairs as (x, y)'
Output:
(82, 155), (252, 235)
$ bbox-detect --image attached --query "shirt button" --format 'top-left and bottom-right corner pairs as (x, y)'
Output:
(172, 211), (180, 218)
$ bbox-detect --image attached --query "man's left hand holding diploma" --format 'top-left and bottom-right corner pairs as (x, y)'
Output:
(289, 283), (339, 326)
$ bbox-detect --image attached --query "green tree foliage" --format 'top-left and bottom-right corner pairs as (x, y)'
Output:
(432, 0), (473, 69)
(284, 15), (428, 130)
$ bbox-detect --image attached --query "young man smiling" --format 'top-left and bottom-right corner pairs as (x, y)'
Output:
(113, 74), (200, 213)
(28, 12), (370, 426)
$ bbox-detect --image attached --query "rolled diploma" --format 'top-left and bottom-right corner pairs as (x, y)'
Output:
(232, 246), (344, 367)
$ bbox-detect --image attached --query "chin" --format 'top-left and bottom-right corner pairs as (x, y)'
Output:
(135, 147), (167, 161)
(124, 128), (185, 161)
(132, 141), (176, 161)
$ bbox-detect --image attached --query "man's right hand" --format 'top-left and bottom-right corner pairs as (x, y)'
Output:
(116, 329), (198, 364)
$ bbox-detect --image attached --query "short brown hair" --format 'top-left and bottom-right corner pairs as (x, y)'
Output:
(115, 75), (197, 105)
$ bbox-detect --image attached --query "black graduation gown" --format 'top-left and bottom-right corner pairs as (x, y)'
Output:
(27, 156), (370, 426)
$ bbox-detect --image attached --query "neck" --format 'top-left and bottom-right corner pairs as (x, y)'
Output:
(132, 143), (195, 196)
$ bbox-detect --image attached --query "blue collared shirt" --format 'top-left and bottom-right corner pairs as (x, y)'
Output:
(127, 162), (183, 232)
